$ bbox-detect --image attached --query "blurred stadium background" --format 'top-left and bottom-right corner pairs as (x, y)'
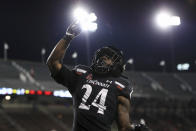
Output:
(0, 59), (196, 131)
(1, 0), (196, 131)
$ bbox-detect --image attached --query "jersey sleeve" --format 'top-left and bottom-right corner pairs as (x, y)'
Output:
(115, 79), (133, 100)
(51, 65), (80, 94)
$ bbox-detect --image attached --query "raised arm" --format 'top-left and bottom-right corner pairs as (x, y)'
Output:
(46, 21), (81, 74)
(117, 96), (134, 131)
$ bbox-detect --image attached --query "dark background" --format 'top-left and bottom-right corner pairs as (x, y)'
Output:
(0, 0), (196, 72)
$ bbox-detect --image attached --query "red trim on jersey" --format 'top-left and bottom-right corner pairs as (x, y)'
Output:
(117, 85), (123, 90)
(76, 72), (82, 75)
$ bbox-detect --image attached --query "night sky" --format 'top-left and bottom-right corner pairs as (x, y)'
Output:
(0, 0), (196, 72)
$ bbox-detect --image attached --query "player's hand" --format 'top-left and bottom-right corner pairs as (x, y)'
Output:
(66, 21), (81, 40)
(132, 119), (150, 131)
(134, 123), (149, 131)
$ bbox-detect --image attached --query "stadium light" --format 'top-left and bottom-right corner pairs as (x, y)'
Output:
(170, 16), (181, 26)
(177, 63), (190, 71)
(155, 10), (181, 29)
(73, 7), (97, 32)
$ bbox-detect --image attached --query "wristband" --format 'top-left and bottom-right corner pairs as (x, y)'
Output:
(63, 35), (73, 41)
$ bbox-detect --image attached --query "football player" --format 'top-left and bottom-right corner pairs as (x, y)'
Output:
(47, 21), (144, 131)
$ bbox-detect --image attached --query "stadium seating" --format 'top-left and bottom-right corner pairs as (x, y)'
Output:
(0, 59), (66, 91)
(1, 59), (196, 98)
(178, 73), (196, 92)
(1, 98), (196, 131)
(4, 105), (68, 131)
(147, 72), (194, 99)
(0, 109), (18, 131)
(1, 59), (196, 131)
(125, 71), (167, 98)
(16, 60), (66, 91)
(0, 60), (19, 79)
(46, 105), (73, 130)
(131, 98), (196, 131)
(0, 60), (37, 90)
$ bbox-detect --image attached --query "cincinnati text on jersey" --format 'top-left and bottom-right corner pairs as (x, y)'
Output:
(86, 79), (110, 88)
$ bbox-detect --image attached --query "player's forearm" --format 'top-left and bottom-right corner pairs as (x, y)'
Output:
(118, 96), (134, 131)
(47, 21), (81, 73)
(46, 36), (72, 72)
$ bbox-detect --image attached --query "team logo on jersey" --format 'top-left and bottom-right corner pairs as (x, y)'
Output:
(86, 80), (110, 88)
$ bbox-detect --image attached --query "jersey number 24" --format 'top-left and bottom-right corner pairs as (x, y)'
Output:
(79, 84), (108, 115)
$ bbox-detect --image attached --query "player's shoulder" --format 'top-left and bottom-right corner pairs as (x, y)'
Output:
(112, 75), (133, 99)
(73, 64), (92, 75)
(113, 74), (130, 88)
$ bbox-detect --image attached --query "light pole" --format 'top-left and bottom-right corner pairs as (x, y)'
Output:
(41, 48), (46, 64)
(155, 10), (181, 72)
(127, 58), (134, 71)
(4, 43), (9, 61)
(160, 60), (166, 72)
(194, 60), (196, 72)
(72, 52), (78, 65)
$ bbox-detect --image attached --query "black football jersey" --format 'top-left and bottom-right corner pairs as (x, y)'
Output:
(51, 65), (133, 131)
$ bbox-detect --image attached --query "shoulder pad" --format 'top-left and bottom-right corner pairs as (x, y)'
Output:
(73, 65), (91, 75)
(114, 77), (133, 100)
(115, 76), (130, 85)
(114, 78), (129, 90)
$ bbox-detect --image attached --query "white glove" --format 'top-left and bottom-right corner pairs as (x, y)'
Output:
(66, 21), (81, 39)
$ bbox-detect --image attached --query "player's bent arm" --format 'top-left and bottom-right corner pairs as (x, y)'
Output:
(46, 37), (71, 74)
(47, 21), (81, 74)
(117, 96), (134, 131)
